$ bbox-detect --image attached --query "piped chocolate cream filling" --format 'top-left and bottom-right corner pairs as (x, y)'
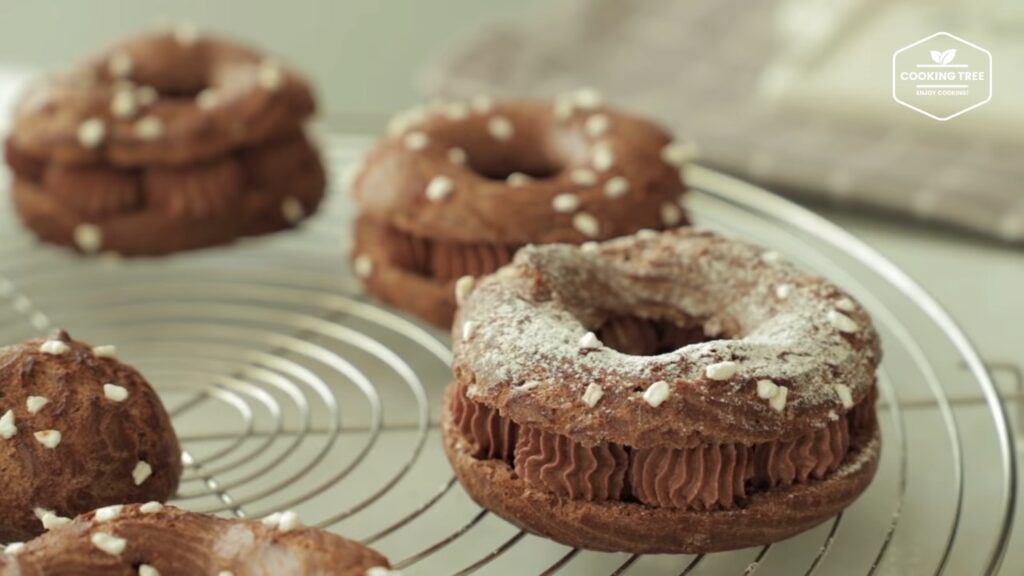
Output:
(377, 222), (520, 283)
(598, 315), (726, 355)
(6, 132), (321, 221)
(453, 380), (876, 510)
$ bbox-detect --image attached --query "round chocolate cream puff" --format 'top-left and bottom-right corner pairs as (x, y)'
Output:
(0, 331), (181, 542)
(351, 91), (696, 327)
(0, 504), (393, 576)
(442, 228), (881, 553)
(4, 25), (325, 256)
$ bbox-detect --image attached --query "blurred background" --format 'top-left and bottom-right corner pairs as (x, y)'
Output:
(0, 1), (1021, 573)
(3, 0), (1017, 374)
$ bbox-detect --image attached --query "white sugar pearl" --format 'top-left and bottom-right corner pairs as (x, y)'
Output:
(277, 510), (302, 532)
(572, 213), (600, 238)
(582, 383), (604, 407)
(461, 321), (477, 342)
(470, 94), (494, 113)
(108, 52), (134, 78)
(775, 284), (793, 299)
(135, 86), (158, 106)
(760, 251), (781, 263)
(835, 297), (857, 312)
(261, 512), (282, 527)
(661, 141), (699, 166)
(634, 229), (659, 240)
(139, 565), (161, 576)
(827, 309), (859, 333)
(110, 89), (137, 119)
(41, 512), (71, 531)
(756, 379), (779, 399)
(487, 116), (515, 141)
(573, 88), (603, 109)
(95, 505), (124, 522)
(257, 61), (283, 91)
(172, 22), (199, 45)
(455, 276), (475, 306)
(569, 168), (597, 186)
(447, 147), (467, 165)
(77, 118), (106, 149)
(755, 379), (789, 411)
(281, 197), (305, 224)
(139, 501), (164, 514)
(4, 543), (25, 556)
(580, 241), (600, 254)
(425, 175), (454, 202)
(74, 224), (104, 254)
(604, 176), (629, 198)
(705, 361), (738, 381)
(353, 254), (374, 279)
(660, 202), (684, 226)
(584, 114), (611, 137)
(552, 193), (580, 213)
(769, 386), (789, 412)
(196, 88), (220, 110)
(0, 410), (16, 439)
(592, 144), (614, 171)
(834, 384), (854, 408)
(579, 331), (602, 349)
(40, 340), (70, 355)
(91, 532), (127, 556)
(134, 116), (164, 140)
(34, 430), (61, 449)
(444, 102), (469, 120)
(104, 384), (129, 402)
(554, 96), (575, 120)
(26, 396), (49, 415)
(506, 172), (532, 187)
(643, 380), (670, 407)
(133, 461), (153, 485)
(403, 131), (429, 150)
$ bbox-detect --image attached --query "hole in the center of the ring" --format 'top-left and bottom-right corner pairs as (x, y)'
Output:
(156, 85), (207, 99)
(124, 70), (208, 99)
(470, 160), (562, 182)
(467, 153), (563, 182)
(597, 315), (731, 356)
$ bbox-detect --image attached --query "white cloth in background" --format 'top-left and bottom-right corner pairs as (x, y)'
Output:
(422, 0), (1024, 243)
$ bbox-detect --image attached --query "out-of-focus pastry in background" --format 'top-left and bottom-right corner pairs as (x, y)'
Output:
(3, 26), (325, 257)
(349, 95), (694, 327)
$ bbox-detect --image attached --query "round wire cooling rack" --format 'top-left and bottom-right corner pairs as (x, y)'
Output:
(0, 135), (1016, 576)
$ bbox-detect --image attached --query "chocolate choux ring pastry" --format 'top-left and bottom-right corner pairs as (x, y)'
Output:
(0, 504), (393, 576)
(0, 331), (181, 542)
(351, 90), (695, 327)
(442, 228), (881, 553)
(4, 25), (325, 256)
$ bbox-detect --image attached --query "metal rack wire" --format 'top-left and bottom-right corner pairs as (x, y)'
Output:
(0, 135), (1016, 575)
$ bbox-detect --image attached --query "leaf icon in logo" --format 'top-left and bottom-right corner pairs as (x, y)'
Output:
(930, 49), (958, 65)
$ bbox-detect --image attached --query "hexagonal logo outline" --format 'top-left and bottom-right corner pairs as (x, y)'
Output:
(892, 31), (992, 121)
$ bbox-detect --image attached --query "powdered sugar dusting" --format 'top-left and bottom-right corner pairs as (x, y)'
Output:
(453, 228), (879, 442)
